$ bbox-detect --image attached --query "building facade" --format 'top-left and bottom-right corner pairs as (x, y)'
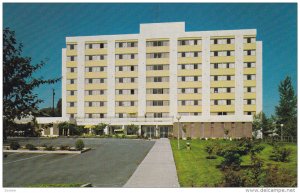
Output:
(60, 22), (262, 138)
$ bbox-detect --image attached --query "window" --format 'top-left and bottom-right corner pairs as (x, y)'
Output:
(70, 79), (75, 84)
(227, 75), (231, 81)
(154, 77), (162, 82)
(214, 88), (218, 93)
(214, 100), (218, 105)
(226, 100), (231, 105)
(67, 44), (77, 50)
(227, 51), (231, 56)
(194, 88), (198, 93)
(214, 76), (218, 81)
(194, 76), (198, 81)
(147, 41), (169, 47)
(154, 113), (162, 118)
(247, 99), (251, 105)
(214, 51), (218, 56)
(227, 39), (231, 44)
(131, 89), (135, 95)
(247, 38), (251, 43)
(214, 39), (218, 44)
(130, 66), (135, 71)
(227, 88), (231, 93)
(214, 63), (218, 69)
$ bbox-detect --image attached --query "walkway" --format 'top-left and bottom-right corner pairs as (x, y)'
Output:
(124, 138), (180, 188)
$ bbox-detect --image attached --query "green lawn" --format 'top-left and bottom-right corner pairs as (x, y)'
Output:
(170, 139), (297, 187)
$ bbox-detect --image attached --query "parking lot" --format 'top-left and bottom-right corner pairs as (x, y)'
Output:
(3, 137), (155, 187)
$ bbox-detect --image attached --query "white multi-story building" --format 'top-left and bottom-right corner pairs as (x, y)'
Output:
(38, 22), (262, 138)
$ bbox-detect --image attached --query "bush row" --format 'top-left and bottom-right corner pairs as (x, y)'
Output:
(8, 140), (85, 151)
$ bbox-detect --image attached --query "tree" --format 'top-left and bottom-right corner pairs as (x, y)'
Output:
(93, 123), (107, 135)
(275, 76), (297, 138)
(56, 98), (62, 117)
(3, 28), (60, 139)
(252, 112), (274, 138)
(125, 124), (139, 135)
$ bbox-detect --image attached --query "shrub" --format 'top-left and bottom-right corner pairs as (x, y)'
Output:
(222, 151), (241, 170)
(121, 134), (126, 138)
(25, 144), (37, 150)
(186, 137), (191, 140)
(270, 146), (292, 162)
(263, 165), (297, 187)
(41, 143), (48, 147)
(10, 141), (20, 150)
(75, 139), (85, 150)
(92, 123), (107, 135)
(205, 144), (216, 159)
(126, 135), (138, 139)
(59, 145), (70, 150)
(221, 167), (246, 187)
(126, 124), (139, 135)
(221, 167), (247, 187)
(45, 146), (55, 151)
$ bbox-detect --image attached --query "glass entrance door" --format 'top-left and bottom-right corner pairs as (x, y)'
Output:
(145, 126), (155, 138)
(159, 126), (169, 138)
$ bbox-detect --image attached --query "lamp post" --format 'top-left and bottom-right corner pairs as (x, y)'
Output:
(176, 115), (181, 150)
(280, 124), (284, 141)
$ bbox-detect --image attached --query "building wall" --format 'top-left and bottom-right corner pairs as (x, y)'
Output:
(173, 122), (252, 138)
(62, 22), (262, 138)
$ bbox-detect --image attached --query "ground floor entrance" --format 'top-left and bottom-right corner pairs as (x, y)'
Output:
(141, 125), (172, 138)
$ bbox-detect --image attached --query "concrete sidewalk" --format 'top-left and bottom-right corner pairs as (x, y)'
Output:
(124, 138), (180, 188)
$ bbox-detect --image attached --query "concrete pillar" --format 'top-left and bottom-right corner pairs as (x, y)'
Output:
(122, 125), (126, 135)
(50, 127), (53, 136)
(155, 125), (159, 138)
(138, 125), (142, 136)
(104, 126), (108, 135)
(89, 128), (92, 134)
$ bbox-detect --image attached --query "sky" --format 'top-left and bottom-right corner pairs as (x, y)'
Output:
(3, 3), (297, 117)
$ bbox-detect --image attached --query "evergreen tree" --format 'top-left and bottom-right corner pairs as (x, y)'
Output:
(275, 76), (297, 138)
(253, 112), (275, 138)
(3, 28), (60, 139)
